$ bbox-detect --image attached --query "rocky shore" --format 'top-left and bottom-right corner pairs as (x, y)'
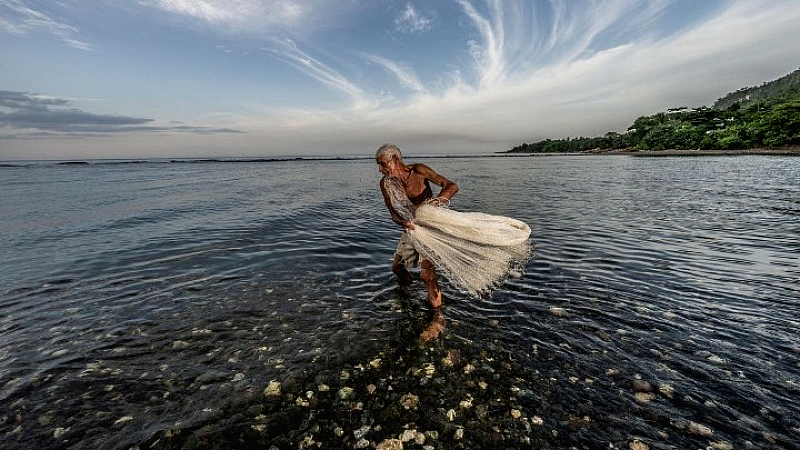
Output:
(138, 319), (754, 450)
(141, 339), (576, 449)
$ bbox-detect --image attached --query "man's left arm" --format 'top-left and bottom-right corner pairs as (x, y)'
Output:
(416, 164), (459, 201)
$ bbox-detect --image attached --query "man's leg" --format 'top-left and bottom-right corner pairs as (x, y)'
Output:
(392, 253), (413, 287)
(420, 260), (442, 308)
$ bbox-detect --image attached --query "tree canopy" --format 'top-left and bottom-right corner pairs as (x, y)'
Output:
(508, 69), (800, 153)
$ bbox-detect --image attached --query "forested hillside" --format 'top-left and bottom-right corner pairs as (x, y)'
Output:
(713, 68), (800, 109)
(508, 67), (800, 153)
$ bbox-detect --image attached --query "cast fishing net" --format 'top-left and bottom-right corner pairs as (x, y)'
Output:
(384, 176), (532, 298)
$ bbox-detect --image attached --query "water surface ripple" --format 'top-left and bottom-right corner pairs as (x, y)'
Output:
(1, 156), (798, 449)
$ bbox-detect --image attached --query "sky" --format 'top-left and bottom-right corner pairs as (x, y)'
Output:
(1, 0), (800, 160)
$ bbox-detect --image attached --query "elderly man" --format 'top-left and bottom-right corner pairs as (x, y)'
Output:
(375, 143), (458, 311)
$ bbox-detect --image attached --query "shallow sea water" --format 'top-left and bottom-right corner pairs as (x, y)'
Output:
(0, 155), (798, 449)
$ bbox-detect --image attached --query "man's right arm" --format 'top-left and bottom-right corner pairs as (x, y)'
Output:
(380, 178), (414, 230)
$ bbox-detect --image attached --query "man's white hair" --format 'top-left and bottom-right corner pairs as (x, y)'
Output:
(376, 143), (402, 161)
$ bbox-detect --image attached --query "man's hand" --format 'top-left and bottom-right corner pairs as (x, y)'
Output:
(424, 197), (449, 207)
(403, 220), (415, 230)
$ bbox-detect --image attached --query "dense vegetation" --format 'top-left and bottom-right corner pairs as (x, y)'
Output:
(713, 67), (800, 109)
(508, 68), (800, 153)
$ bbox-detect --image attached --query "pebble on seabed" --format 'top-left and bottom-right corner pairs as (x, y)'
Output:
(376, 438), (403, 450)
(674, 420), (713, 437)
(399, 393), (419, 410)
(629, 439), (649, 450)
(338, 387), (354, 400)
(143, 334), (746, 450)
(264, 380), (281, 397)
(632, 379), (652, 392)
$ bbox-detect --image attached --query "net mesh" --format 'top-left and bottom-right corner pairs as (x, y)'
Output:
(384, 176), (532, 298)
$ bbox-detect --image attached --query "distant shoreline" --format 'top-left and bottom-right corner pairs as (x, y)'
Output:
(500, 146), (800, 157)
(2, 147), (799, 167)
(625, 147), (800, 157)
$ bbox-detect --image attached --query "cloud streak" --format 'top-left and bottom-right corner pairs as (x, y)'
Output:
(264, 38), (375, 109)
(0, 91), (240, 136)
(144, 0), (304, 27)
(362, 54), (427, 95)
(142, 0), (358, 37)
(0, 0), (92, 50)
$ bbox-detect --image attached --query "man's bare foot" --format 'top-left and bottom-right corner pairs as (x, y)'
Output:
(419, 309), (445, 341)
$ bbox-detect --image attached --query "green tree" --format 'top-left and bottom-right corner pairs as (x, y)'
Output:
(752, 99), (800, 146)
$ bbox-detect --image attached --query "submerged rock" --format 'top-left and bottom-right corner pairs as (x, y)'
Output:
(338, 387), (354, 400)
(171, 340), (190, 349)
(399, 393), (419, 410)
(377, 438), (403, 450)
(353, 425), (371, 440)
(632, 379), (652, 392)
(678, 421), (713, 437)
(629, 439), (649, 450)
(196, 370), (229, 384)
(264, 380), (281, 397)
(399, 429), (422, 443)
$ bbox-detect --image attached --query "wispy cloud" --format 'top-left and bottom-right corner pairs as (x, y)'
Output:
(394, 2), (434, 34)
(0, 91), (240, 136)
(263, 38), (375, 109)
(145, 0), (302, 26)
(0, 0), (92, 50)
(362, 54), (427, 94)
(142, 0), (353, 36)
(452, 1), (677, 89)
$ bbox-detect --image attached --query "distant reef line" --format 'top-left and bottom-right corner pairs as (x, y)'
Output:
(2, 147), (799, 168)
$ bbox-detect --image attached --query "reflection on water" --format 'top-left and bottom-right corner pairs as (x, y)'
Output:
(0, 156), (798, 449)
